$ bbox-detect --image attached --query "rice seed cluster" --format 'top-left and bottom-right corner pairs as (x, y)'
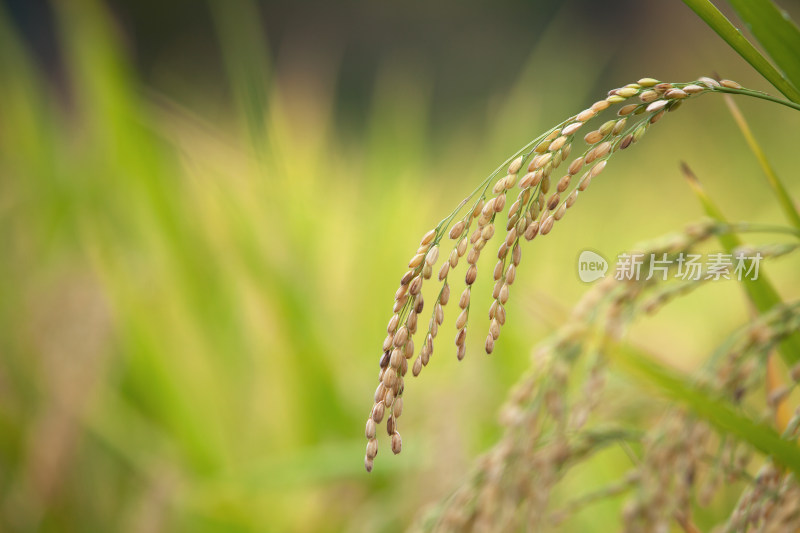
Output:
(365, 77), (745, 471)
(726, 462), (800, 531)
(422, 222), (722, 529)
(418, 223), (800, 532)
(623, 300), (800, 533)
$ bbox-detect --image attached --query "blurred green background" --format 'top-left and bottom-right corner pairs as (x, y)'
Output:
(2, 0), (800, 531)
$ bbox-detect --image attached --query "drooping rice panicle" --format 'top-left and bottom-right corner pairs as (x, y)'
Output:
(364, 77), (790, 472)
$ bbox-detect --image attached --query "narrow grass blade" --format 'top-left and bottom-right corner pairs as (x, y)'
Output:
(721, 94), (800, 230)
(207, 0), (271, 148)
(681, 163), (800, 366)
(680, 0), (800, 103)
(726, 0), (800, 94)
(609, 341), (800, 476)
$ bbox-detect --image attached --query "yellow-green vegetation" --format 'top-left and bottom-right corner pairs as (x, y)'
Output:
(2, 0), (800, 532)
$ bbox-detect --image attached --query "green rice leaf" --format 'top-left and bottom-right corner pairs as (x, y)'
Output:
(682, 163), (800, 366)
(721, 93), (800, 230)
(610, 342), (800, 475)
(680, 0), (800, 103)
(726, 0), (800, 96)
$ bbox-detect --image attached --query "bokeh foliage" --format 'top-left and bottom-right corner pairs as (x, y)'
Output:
(1, 0), (800, 531)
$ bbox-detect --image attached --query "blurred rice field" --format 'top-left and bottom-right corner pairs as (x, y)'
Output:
(1, 1), (800, 531)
